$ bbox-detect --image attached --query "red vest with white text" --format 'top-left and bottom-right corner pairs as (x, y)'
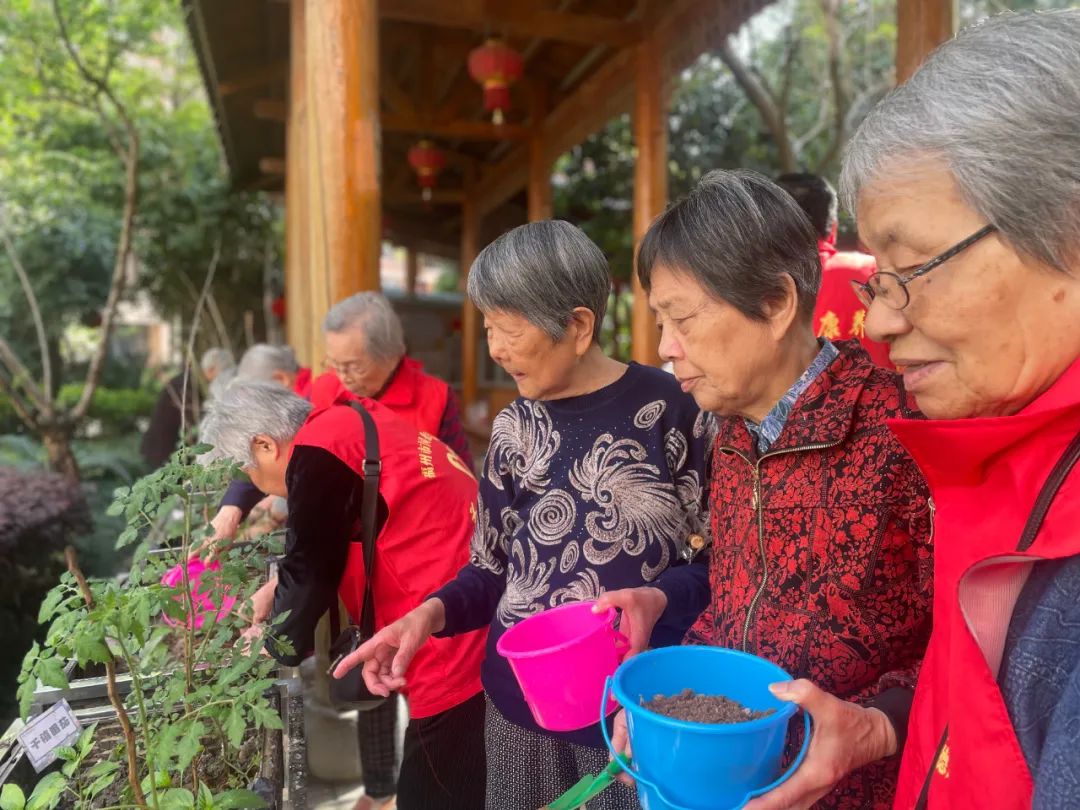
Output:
(814, 238), (893, 369)
(292, 393), (485, 719)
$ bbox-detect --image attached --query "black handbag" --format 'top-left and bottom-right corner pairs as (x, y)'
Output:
(326, 400), (388, 711)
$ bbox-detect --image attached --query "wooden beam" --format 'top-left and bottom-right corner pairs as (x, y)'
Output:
(305, 0), (382, 339)
(527, 82), (552, 222)
(219, 60), (288, 97)
(254, 99), (287, 122)
(286, 0), (311, 366)
(384, 189), (465, 206)
(405, 247), (419, 295)
(259, 157), (287, 175)
(379, 0), (640, 47)
(460, 182), (481, 409)
(380, 73), (417, 115)
(472, 0), (763, 218)
(631, 34), (666, 367)
(382, 113), (528, 140)
(897, 0), (957, 84)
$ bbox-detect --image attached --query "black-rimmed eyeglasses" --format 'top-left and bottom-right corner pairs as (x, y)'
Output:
(851, 224), (997, 311)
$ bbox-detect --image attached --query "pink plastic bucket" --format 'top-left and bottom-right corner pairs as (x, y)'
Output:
(160, 558), (237, 630)
(496, 600), (629, 731)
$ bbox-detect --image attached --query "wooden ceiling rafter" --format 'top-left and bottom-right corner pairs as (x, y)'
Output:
(383, 112), (529, 140)
(218, 59), (288, 96)
(379, 0), (641, 47)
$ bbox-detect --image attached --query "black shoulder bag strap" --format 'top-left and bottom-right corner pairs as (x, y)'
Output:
(327, 400), (382, 640)
(913, 428), (1080, 809)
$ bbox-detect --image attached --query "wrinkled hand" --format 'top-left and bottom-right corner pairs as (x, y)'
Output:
(332, 598), (445, 697)
(238, 624), (268, 657)
(609, 709), (636, 786)
(249, 577), (278, 625)
(742, 679), (898, 810)
(191, 505), (243, 560)
(594, 587), (668, 656)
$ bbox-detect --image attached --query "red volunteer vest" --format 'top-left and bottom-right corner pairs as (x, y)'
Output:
(292, 395), (485, 719)
(292, 367), (312, 399)
(311, 358), (449, 437)
(889, 357), (1080, 809)
(814, 239), (893, 369)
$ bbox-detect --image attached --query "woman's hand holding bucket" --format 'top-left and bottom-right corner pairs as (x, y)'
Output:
(332, 597), (446, 696)
(593, 586), (668, 656)
(742, 679), (898, 810)
(609, 710), (635, 787)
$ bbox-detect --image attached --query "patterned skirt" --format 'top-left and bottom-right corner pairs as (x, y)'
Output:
(483, 694), (640, 810)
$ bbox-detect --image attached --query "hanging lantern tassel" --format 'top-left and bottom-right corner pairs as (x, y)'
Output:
(407, 140), (446, 202)
(468, 39), (524, 126)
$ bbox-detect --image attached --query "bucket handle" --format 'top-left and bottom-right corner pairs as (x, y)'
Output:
(600, 677), (812, 810)
(608, 624), (631, 661)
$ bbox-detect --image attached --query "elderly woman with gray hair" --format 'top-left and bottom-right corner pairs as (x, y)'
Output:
(831, 10), (1080, 809)
(601, 170), (934, 810)
(334, 220), (713, 809)
(321, 291), (472, 469)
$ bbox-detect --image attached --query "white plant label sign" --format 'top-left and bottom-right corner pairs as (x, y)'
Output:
(17, 700), (82, 772)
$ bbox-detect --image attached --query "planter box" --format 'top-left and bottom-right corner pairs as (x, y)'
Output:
(1, 676), (305, 809)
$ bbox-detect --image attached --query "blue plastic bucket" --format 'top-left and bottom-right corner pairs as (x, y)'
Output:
(601, 646), (811, 810)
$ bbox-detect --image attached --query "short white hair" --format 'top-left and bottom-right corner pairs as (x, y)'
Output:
(322, 292), (405, 363)
(199, 347), (235, 376)
(200, 381), (312, 467)
(841, 10), (1080, 272)
(237, 343), (300, 383)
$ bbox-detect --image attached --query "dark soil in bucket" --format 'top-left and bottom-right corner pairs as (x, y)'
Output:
(641, 688), (776, 724)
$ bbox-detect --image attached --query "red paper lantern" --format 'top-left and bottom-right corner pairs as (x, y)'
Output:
(468, 39), (524, 126)
(407, 140), (446, 202)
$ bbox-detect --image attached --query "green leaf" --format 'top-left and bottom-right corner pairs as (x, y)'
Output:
(86, 770), (118, 800)
(25, 773), (66, 810)
(158, 788), (196, 810)
(224, 706), (245, 750)
(74, 633), (111, 666)
(36, 657), (68, 690)
(250, 703), (282, 731)
(37, 588), (65, 624)
(211, 790), (268, 810)
(197, 783), (214, 810)
(76, 723), (97, 759)
(54, 745), (77, 762)
(0, 783), (26, 810)
(17, 678), (36, 721)
(175, 720), (205, 772)
(85, 759), (120, 779)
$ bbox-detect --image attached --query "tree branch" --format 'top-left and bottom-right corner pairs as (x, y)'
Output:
(814, 0), (848, 173)
(0, 205), (53, 402)
(777, 25), (800, 115)
(49, 2), (143, 423)
(179, 239), (223, 443)
(65, 547), (148, 809)
(0, 336), (51, 415)
(0, 367), (40, 431)
(717, 37), (796, 172)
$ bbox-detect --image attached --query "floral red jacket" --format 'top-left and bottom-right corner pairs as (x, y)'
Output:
(687, 340), (933, 809)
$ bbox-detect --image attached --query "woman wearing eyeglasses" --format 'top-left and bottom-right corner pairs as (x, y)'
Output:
(838, 10), (1080, 810)
(602, 169), (934, 809)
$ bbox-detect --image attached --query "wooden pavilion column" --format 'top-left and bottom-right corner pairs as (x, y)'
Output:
(285, 0), (311, 365)
(630, 34), (667, 366)
(528, 84), (553, 222)
(897, 0), (957, 84)
(405, 246), (419, 296)
(460, 190), (481, 409)
(304, 0), (382, 363)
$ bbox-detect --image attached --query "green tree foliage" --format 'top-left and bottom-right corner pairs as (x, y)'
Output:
(553, 0), (1061, 358)
(0, 0), (281, 478)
